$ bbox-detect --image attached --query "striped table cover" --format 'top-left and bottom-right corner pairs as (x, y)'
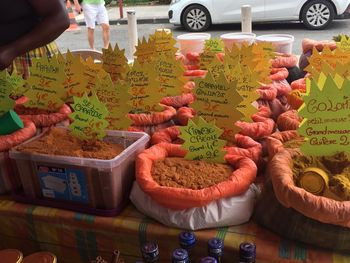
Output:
(0, 198), (349, 263)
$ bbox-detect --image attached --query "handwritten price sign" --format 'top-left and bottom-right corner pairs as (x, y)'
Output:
(298, 76), (350, 155)
(191, 72), (243, 142)
(0, 71), (16, 116)
(25, 56), (66, 111)
(69, 93), (109, 140)
(179, 117), (227, 163)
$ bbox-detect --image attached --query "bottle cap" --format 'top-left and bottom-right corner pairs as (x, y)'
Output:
(179, 231), (196, 248)
(141, 242), (159, 262)
(172, 248), (188, 262)
(208, 238), (224, 257)
(200, 256), (218, 263)
(0, 110), (24, 135)
(239, 242), (256, 262)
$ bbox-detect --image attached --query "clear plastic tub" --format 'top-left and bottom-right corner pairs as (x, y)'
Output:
(220, 32), (256, 50)
(255, 34), (294, 54)
(177, 33), (211, 55)
(9, 130), (150, 216)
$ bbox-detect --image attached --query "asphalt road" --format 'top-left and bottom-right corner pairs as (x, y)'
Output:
(56, 19), (350, 59)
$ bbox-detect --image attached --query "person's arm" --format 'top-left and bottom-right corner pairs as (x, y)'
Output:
(0, 0), (70, 70)
(73, 0), (82, 13)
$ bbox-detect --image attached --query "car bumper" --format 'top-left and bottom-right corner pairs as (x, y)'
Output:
(336, 3), (350, 18)
(168, 3), (183, 25)
(334, 0), (350, 15)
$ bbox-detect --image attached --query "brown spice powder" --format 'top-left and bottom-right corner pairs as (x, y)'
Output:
(151, 157), (233, 190)
(17, 127), (124, 160)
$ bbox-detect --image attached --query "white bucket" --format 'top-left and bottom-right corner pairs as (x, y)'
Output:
(255, 34), (294, 54)
(220, 32), (256, 50)
(177, 33), (211, 55)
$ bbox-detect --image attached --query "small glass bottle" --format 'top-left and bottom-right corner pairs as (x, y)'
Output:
(141, 242), (159, 263)
(239, 242), (256, 263)
(200, 256), (218, 263)
(172, 248), (189, 263)
(207, 238), (224, 263)
(179, 231), (196, 260)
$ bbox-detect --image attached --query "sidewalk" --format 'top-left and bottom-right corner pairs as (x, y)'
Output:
(75, 4), (169, 25)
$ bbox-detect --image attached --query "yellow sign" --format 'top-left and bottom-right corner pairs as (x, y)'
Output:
(191, 72), (243, 142)
(306, 46), (350, 75)
(25, 56), (66, 111)
(127, 59), (162, 113)
(58, 51), (89, 100)
(69, 93), (109, 140)
(200, 38), (224, 70)
(0, 71), (16, 116)
(336, 35), (350, 51)
(179, 117), (227, 163)
(228, 64), (260, 121)
(155, 53), (185, 97)
(95, 75), (132, 130)
(102, 43), (129, 83)
(7, 70), (26, 97)
(204, 38), (224, 53)
(149, 29), (178, 57)
(134, 37), (157, 64)
(298, 75), (350, 155)
(82, 57), (109, 93)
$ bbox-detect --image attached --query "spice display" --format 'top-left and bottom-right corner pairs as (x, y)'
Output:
(17, 127), (124, 160)
(151, 157), (233, 190)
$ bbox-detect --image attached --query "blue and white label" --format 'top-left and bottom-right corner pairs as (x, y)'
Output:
(37, 165), (89, 204)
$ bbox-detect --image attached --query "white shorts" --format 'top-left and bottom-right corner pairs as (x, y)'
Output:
(82, 3), (109, 29)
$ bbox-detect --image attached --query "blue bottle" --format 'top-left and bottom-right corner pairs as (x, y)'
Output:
(179, 231), (196, 260)
(207, 238), (224, 263)
(239, 242), (256, 263)
(200, 256), (218, 263)
(141, 242), (159, 263)
(172, 248), (189, 263)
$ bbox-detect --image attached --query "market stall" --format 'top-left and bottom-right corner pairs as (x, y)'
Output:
(1, 29), (350, 263)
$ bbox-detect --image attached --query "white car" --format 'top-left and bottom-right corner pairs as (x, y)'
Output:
(168, 0), (350, 31)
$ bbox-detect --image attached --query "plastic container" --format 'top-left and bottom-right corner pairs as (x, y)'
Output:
(255, 34), (294, 54)
(177, 33), (211, 55)
(220, 32), (256, 50)
(9, 130), (150, 216)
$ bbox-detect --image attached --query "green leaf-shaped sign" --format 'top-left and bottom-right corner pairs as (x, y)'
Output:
(179, 117), (227, 163)
(298, 75), (350, 155)
(69, 93), (109, 140)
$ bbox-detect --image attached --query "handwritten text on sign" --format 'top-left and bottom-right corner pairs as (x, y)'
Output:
(179, 117), (227, 163)
(69, 93), (109, 140)
(191, 72), (243, 142)
(298, 76), (350, 155)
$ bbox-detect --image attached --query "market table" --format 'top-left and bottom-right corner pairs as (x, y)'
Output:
(0, 197), (349, 263)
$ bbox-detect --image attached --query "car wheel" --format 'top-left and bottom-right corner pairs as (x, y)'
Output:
(301, 0), (335, 30)
(182, 5), (211, 32)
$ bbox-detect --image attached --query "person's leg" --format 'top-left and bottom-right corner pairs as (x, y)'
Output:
(101, 23), (110, 49)
(87, 27), (95, 49)
(96, 4), (110, 49)
(82, 3), (97, 49)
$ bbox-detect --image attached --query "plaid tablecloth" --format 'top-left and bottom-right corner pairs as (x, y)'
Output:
(0, 197), (349, 263)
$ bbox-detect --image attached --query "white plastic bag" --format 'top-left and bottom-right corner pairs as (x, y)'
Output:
(130, 181), (259, 230)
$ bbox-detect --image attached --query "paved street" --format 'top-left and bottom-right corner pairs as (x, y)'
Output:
(56, 19), (350, 59)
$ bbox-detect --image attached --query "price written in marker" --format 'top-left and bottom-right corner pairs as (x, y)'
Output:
(298, 76), (350, 155)
(69, 93), (109, 140)
(179, 117), (227, 163)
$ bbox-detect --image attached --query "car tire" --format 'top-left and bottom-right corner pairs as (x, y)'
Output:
(301, 0), (335, 30)
(182, 5), (211, 32)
